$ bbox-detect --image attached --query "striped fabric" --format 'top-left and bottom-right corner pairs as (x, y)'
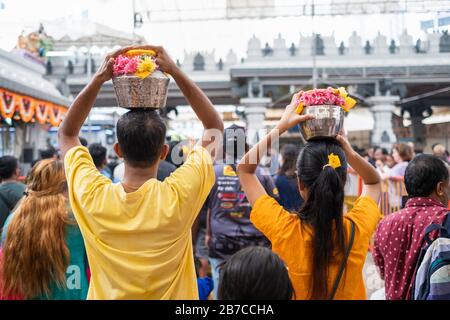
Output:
(414, 238), (450, 300)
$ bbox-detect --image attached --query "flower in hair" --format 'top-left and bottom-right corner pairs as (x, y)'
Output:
(327, 153), (341, 169)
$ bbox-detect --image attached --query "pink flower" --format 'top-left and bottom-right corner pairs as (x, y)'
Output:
(113, 55), (139, 76)
(299, 88), (346, 107)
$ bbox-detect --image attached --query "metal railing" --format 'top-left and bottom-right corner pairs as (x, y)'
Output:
(346, 169), (450, 214)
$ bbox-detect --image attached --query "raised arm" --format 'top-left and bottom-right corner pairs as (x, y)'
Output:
(237, 93), (313, 205)
(336, 134), (381, 203)
(58, 46), (136, 158)
(142, 46), (224, 155)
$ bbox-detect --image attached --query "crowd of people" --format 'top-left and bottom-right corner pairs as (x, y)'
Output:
(0, 44), (449, 300)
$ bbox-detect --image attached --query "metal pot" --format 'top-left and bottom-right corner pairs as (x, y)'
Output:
(112, 70), (169, 109)
(299, 105), (344, 141)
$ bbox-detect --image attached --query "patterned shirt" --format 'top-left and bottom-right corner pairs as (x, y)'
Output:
(208, 164), (278, 259)
(373, 197), (448, 300)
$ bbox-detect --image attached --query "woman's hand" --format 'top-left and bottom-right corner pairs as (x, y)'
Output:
(276, 92), (314, 133)
(335, 133), (354, 156)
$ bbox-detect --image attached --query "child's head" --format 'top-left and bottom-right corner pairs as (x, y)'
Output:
(218, 247), (293, 300)
(295, 139), (348, 300)
(114, 109), (168, 168)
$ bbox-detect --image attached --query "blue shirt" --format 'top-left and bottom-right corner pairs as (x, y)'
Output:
(197, 277), (214, 300)
(275, 174), (303, 212)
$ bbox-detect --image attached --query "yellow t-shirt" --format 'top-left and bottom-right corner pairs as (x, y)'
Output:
(251, 195), (382, 300)
(64, 146), (214, 300)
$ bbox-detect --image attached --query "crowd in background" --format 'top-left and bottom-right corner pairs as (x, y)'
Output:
(0, 45), (449, 301)
(1, 134), (448, 300)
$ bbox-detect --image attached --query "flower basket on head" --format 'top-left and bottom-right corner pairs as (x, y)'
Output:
(294, 87), (357, 141)
(112, 49), (169, 109)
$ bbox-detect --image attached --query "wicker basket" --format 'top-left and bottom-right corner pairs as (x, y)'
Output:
(112, 70), (169, 109)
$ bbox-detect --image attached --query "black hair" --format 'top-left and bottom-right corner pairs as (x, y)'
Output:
(0, 155), (19, 180)
(296, 139), (348, 300)
(278, 144), (299, 178)
(404, 154), (449, 197)
(223, 125), (248, 161)
(39, 147), (57, 160)
(116, 109), (166, 167)
(374, 147), (389, 156)
(88, 143), (107, 168)
(79, 137), (88, 147)
(218, 247), (294, 300)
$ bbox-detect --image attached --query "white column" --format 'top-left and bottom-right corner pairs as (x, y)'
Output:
(240, 97), (271, 145)
(13, 123), (25, 159)
(29, 123), (49, 158)
(368, 95), (399, 149)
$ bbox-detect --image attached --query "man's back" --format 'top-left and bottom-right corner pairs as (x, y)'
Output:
(373, 197), (448, 300)
(64, 146), (214, 299)
(208, 163), (278, 259)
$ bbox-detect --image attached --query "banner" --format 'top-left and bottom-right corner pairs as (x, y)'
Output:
(0, 88), (68, 127)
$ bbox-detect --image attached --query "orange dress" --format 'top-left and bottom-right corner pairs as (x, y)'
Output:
(251, 195), (382, 300)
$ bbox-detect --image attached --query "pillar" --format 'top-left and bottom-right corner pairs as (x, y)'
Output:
(240, 97), (271, 146)
(406, 103), (429, 151)
(368, 95), (399, 149)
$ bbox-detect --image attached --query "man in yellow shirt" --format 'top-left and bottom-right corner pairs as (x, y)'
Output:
(58, 45), (224, 299)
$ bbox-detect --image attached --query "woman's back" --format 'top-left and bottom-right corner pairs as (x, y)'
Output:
(1, 211), (89, 300)
(0, 159), (89, 300)
(250, 194), (381, 299)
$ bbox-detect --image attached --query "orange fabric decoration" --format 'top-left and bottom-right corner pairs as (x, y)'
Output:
(18, 97), (35, 123)
(0, 89), (67, 126)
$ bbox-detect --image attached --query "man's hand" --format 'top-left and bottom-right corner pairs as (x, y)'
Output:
(276, 92), (315, 133)
(136, 45), (178, 75)
(93, 46), (137, 83)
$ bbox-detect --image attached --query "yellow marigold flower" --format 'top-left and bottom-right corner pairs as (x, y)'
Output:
(135, 57), (157, 79)
(295, 102), (304, 115)
(337, 87), (348, 98)
(342, 97), (357, 112)
(126, 49), (156, 57)
(328, 153), (341, 169)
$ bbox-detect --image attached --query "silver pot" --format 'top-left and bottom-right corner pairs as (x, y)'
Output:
(112, 70), (169, 109)
(299, 105), (344, 141)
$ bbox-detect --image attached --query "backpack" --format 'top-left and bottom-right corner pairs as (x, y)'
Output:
(412, 213), (450, 300)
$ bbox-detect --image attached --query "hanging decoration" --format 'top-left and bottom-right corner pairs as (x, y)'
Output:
(49, 104), (64, 127)
(18, 97), (35, 123)
(0, 89), (67, 126)
(35, 102), (50, 124)
(0, 92), (16, 119)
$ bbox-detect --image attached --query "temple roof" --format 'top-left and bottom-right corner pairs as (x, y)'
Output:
(42, 17), (145, 50)
(0, 49), (70, 106)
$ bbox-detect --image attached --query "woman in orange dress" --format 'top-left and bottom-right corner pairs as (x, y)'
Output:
(237, 93), (382, 300)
